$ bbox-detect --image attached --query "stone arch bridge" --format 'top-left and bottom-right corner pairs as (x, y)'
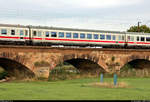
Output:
(0, 45), (150, 78)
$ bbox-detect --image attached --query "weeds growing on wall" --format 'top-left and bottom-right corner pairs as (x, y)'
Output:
(0, 67), (8, 80)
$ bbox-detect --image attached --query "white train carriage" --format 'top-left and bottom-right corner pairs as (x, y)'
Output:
(30, 26), (126, 47)
(0, 24), (29, 44)
(126, 32), (150, 47)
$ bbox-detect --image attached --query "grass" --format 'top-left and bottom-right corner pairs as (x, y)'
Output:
(0, 77), (150, 100)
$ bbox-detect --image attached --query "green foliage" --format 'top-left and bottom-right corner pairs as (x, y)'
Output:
(0, 67), (8, 80)
(49, 64), (80, 81)
(0, 71), (8, 80)
(111, 56), (115, 62)
(127, 25), (150, 33)
(119, 64), (150, 78)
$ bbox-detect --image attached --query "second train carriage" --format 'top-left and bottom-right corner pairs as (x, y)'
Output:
(0, 24), (150, 48)
(29, 25), (126, 47)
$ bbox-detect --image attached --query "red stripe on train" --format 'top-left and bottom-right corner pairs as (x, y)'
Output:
(1, 36), (150, 45)
(45, 38), (125, 44)
(0, 36), (20, 39)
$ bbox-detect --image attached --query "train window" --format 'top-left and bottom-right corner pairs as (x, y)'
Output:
(59, 32), (64, 38)
(80, 33), (85, 39)
(51, 32), (57, 37)
(25, 30), (28, 36)
(128, 36), (130, 41)
(122, 36), (125, 40)
(141, 37), (145, 42)
(119, 35), (122, 40)
(1, 29), (7, 35)
(46, 32), (49, 37)
(146, 37), (150, 42)
(73, 33), (79, 38)
(106, 35), (111, 40)
(94, 34), (99, 39)
(87, 34), (92, 39)
(33, 31), (37, 36)
(11, 30), (15, 35)
(112, 35), (116, 40)
(137, 36), (140, 41)
(20, 30), (24, 36)
(38, 31), (42, 37)
(66, 33), (71, 38)
(130, 36), (134, 41)
(100, 35), (105, 40)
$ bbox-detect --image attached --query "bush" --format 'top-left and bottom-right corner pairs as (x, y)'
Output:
(48, 64), (80, 81)
(119, 64), (150, 78)
(0, 71), (8, 80)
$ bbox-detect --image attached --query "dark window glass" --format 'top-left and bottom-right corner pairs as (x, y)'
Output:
(73, 33), (78, 38)
(94, 34), (99, 39)
(146, 37), (150, 42)
(25, 30), (28, 36)
(122, 36), (125, 40)
(80, 33), (85, 39)
(51, 32), (57, 37)
(20, 30), (24, 36)
(100, 35), (105, 39)
(112, 35), (116, 40)
(66, 33), (71, 38)
(1, 29), (7, 35)
(46, 32), (49, 37)
(59, 32), (64, 37)
(137, 37), (140, 41)
(11, 30), (15, 35)
(141, 37), (145, 41)
(87, 34), (92, 39)
(33, 31), (36, 36)
(106, 35), (111, 40)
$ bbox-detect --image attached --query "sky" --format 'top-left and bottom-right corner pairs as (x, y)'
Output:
(0, 0), (150, 31)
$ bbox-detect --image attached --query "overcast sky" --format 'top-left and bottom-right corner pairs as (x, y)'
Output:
(0, 0), (150, 31)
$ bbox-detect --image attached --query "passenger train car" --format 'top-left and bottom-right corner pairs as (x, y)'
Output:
(0, 24), (150, 48)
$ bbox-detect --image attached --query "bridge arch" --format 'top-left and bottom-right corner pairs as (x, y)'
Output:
(51, 54), (107, 75)
(0, 57), (35, 79)
(119, 58), (150, 77)
(119, 55), (150, 70)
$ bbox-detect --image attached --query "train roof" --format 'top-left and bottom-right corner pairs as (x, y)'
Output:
(126, 32), (150, 35)
(30, 25), (125, 34)
(0, 24), (27, 28)
(0, 23), (125, 34)
(0, 23), (150, 35)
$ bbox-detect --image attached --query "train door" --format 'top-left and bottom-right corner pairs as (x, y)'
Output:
(19, 29), (25, 40)
(32, 30), (37, 44)
(32, 29), (43, 45)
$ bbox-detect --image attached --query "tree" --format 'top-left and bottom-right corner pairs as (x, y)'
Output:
(127, 25), (150, 33)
